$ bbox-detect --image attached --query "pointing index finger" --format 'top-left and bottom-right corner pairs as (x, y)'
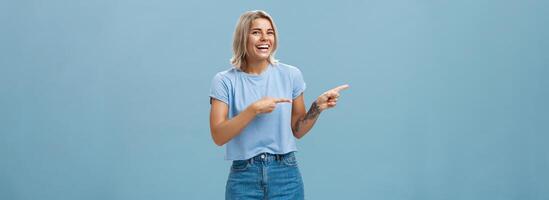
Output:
(274, 98), (292, 103)
(332, 84), (350, 92)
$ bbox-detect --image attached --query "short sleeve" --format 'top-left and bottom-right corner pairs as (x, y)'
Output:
(209, 73), (229, 105)
(292, 68), (306, 99)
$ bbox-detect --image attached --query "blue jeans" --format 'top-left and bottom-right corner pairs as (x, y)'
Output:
(225, 152), (305, 200)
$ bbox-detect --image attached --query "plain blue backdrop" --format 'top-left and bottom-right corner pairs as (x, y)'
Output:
(1, 0), (548, 199)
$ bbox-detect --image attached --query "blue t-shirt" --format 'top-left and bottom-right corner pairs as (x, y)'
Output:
(209, 62), (306, 160)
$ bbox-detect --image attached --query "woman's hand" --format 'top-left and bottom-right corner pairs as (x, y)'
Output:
(252, 97), (292, 114)
(315, 84), (350, 111)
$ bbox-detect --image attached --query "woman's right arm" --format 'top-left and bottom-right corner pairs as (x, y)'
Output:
(209, 97), (292, 146)
(209, 98), (257, 146)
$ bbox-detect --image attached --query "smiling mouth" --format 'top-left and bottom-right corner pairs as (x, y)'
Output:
(256, 44), (270, 51)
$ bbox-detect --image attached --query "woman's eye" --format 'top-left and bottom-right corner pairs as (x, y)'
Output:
(252, 31), (260, 35)
(267, 32), (274, 35)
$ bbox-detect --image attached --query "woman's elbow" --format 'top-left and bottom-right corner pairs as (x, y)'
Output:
(292, 130), (304, 140)
(212, 137), (225, 146)
(214, 139), (224, 146)
(211, 130), (226, 146)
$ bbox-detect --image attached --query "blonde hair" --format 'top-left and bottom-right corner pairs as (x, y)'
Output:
(230, 10), (279, 69)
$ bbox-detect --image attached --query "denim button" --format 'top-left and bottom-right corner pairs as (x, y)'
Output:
(261, 154), (265, 159)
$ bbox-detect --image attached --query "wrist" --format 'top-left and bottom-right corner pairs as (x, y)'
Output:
(311, 101), (323, 112)
(248, 103), (260, 115)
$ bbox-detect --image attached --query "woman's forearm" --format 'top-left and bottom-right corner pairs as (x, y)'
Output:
(292, 102), (322, 139)
(211, 106), (257, 146)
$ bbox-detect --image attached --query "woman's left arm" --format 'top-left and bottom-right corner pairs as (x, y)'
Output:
(291, 84), (349, 139)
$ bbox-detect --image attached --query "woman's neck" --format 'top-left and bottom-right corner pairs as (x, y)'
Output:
(243, 59), (269, 75)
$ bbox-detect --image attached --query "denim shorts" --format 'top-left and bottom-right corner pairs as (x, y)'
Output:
(225, 152), (305, 200)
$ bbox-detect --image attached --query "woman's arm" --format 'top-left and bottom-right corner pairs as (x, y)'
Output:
(210, 99), (256, 146)
(291, 94), (320, 139)
(291, 84), (349, 139)
(209, 97), (292, 146)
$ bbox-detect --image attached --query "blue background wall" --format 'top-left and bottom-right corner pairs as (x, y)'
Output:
(1, 0), (548, 199)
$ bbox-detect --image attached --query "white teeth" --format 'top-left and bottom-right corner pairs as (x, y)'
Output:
(257, 44), (269, 48)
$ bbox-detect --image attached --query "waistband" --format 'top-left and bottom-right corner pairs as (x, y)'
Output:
(248, 152), (295, 163)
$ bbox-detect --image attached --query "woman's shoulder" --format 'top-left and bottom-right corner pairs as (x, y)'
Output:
(211, 67), (240, 86)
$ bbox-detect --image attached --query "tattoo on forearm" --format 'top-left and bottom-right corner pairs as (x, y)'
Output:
(305, 102), (321, 120)
(295, 102), (321, 133)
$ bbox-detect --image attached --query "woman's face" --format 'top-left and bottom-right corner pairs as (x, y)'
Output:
(246, 18), (275, 62)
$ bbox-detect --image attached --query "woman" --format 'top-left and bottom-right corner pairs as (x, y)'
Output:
(209, 10), (348, 200)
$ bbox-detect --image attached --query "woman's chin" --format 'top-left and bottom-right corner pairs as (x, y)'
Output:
(250, 54), (270, 61)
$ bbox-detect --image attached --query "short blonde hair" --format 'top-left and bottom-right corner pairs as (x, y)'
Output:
(230, 10), (279, 69)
